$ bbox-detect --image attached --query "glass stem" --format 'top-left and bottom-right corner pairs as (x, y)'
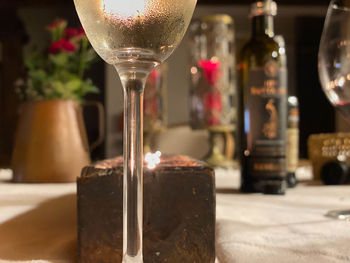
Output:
(119, 72), (148, 263)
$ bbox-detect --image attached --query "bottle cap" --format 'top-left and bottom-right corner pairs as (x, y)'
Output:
(250, 0), (277, 18)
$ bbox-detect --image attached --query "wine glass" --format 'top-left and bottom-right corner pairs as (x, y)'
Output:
(319, 0), (350, 220)
(73, 0), (197, 262)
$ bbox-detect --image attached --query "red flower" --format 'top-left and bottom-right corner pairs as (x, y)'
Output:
(199, 59), (221, 86)
(204, 92), (222, 126)
(204, 93), (222, 111)
(150, 69), (160, 80)
(78, 26), (86, 36)
(49, 39), (76, 53)
(144, 69), (161, 117)
(147, 69), (160, 86)
(65, 28), (79, 39)
(71, 26), (87, 41)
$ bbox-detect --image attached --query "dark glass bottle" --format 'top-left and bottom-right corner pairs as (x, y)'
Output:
(239, 0), (287, 195)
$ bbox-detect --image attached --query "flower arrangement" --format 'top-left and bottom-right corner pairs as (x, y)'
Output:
(198, 59), (222, 126)
(16, 19), (98, 103)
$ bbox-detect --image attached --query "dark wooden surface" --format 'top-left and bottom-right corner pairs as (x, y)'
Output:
(77, 155), (216, 263)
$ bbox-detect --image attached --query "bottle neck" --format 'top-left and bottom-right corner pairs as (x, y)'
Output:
(252, 15), (275, 38)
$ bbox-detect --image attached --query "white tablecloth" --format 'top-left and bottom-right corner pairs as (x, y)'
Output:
(0, 169), (350, 263)
(216, 185), (350, 263)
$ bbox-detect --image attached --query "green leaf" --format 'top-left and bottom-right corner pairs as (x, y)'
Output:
(85, 48), (97, 63)
(65, 79), (82, 92)
(28, 70), (47, 90)
(18, 19), (101, 103)
(49, 53), (69, 67)
(24, 50), (45, 71)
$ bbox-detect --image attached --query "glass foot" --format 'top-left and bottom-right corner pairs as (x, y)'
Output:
(325, 210), (350, 221)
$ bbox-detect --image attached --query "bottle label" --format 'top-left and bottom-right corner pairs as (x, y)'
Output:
(248, 157), (286, 178)
(245, 62), (287, 177)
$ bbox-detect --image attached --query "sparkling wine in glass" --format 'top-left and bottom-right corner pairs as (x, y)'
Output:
(319, 0), (350, 220)
(73, 0), (197, 261)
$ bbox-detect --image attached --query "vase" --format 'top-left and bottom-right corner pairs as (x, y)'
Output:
(11, 99), (104, 183)
(188, 15), (237, 167)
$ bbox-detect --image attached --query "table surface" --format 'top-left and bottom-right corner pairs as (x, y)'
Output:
(0, 169), (349, 263)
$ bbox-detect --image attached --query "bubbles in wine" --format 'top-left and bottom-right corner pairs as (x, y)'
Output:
(74, 0), (197, 64)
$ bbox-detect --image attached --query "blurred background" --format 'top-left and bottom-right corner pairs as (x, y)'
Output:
(0, 0), (345, 167)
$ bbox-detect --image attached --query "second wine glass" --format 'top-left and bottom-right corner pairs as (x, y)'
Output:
(319, 0), (350, 220)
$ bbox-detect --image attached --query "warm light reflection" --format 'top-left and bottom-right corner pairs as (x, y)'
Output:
(279, 47), (285, 55)
(334, 79), (339, 87)
(211, 56), (219, 63)
(191, 66), (198, 74)
(338, 40), (350, 48)
(100, 0), (147, 18)
(327, 75), (350, 90)
(145, 151), (161, 169)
